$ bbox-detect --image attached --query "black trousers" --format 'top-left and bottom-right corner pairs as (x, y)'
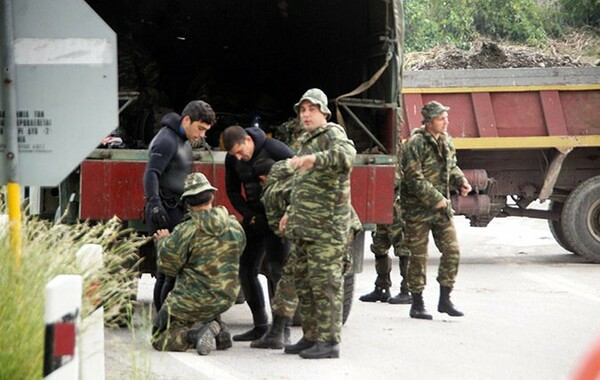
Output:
(239, 228), (290, 326)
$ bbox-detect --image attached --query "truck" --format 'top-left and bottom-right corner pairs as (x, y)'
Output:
(38, 0), (600, 295)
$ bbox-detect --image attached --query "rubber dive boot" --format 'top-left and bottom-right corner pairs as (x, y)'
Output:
(438, 286), (464, 317)
(299, 341), (340, 359)
(409, 292), (432, 320)
(233, 325), (268, 341)
(250, 315), (288, 349)
(284, 336), (316, 354)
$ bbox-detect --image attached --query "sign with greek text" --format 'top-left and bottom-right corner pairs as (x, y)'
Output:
(0, 0), (117, 186)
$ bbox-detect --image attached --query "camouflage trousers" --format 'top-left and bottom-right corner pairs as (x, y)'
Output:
(271, 247), (300, 319)
(405, 212), (461, 293)
(293, 238), (345, 343)
(370, 202), (410, 289)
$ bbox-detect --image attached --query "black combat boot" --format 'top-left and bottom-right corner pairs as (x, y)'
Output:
(359, 286), (391, 302)
(284, 336), (316, 354)
(389, 256), (412, 304)
(250, 315), (289, 349)
(299, 341), (340, 359)
(438, 286), (464, 317)
(388, 290), (412, 304)
(409, 292), (432, 320)
(215, 318), (233, 350)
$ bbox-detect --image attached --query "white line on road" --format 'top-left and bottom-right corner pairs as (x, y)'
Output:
(168, 352), (252, 380)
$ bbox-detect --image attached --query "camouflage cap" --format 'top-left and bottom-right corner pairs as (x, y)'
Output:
(181, 172), (217, 199)
(421, 101), (450, 124)
(293, 88), (332, 120)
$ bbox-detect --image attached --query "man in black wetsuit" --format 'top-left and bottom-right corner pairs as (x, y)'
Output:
(144, 100), (217, 312)
(222, 125), (295, 342)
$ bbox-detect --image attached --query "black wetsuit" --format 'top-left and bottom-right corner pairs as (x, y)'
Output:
(225, 126), (294, 329)
(143, 112), (192, 312)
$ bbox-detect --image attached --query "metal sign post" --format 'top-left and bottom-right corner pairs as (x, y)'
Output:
(1, 0), (22, 264)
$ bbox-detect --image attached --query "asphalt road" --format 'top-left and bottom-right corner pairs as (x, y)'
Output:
(105, 215), (600, 379)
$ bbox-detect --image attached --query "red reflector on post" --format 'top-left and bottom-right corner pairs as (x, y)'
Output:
(53, 322), (76, 356)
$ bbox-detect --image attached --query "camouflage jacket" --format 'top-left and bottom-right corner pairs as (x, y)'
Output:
(286, 122), (356, 242)
(261, 159), (295, 236)
(401, 127), (466, 221)
(157, 206), (246, 321)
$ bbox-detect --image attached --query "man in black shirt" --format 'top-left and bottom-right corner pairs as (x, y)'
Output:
(222, 125), (294, 341)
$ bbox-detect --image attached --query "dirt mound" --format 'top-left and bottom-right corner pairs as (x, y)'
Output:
(405, 39), (593, 70)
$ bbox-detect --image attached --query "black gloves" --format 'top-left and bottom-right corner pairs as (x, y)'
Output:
(146, 197), (170, 231)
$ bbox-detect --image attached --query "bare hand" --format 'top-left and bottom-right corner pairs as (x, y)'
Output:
(460, 182), (472, 196)
(279, 213), (289, 233)
(154, 229), (170, 240)
(290, 154), (316, 173)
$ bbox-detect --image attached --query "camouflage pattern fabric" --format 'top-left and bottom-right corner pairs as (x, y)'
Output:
(157, 205), (246, 323)
(286, 122), (356, 344)
(401, 128), (466, 222)
(273, 118), (306, 153)
(285, 122), (356, 243)
(401, 127), (467, 293)
(261, 159), (295, 235)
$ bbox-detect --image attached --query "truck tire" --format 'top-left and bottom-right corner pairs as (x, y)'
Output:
(291, 273), (355, 326)
(547, 202), (576, 254)
(560, 176), (600, 263)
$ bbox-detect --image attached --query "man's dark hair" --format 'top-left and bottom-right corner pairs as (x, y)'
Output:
(222, 125), (248, 151)
(183, 190), (214, 207)
(182, 100), (217, 125)
(253, 157), (275, 177)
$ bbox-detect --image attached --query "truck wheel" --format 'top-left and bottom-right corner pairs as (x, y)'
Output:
(547, 202), (576, 254)
(561, 176), (600, 263)
(290, 273), (355, 326)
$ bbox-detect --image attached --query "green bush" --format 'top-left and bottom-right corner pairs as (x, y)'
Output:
(559, 0), (600, 27)
(0, 216), (144, 379)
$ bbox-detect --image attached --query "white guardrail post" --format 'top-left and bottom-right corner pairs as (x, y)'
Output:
(43, 275), (82, 379)
(43, 243), (106, 380)
(77, 244), (106, 380)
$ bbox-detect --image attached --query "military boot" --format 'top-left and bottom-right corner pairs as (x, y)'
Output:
(284, 336), (316, 354)
(389, 256), (412, 304)
(250, 315), (289, 349)
(388, 291), (412, 304)
(359, 286), (391, 302)
(409, 292), (432, 320)
(299, 341), (340, 359)
(188, 320), (221, 356)
(438, 286), (464, 317)
(215, 319), (233, 350)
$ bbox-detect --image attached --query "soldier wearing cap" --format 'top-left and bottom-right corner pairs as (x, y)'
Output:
(151, 172), (246, 355)
(279, 88), (356, 359)
(401, 101), (472, 320)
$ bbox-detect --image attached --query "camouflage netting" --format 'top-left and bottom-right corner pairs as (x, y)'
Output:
(404, 39), (594, 71)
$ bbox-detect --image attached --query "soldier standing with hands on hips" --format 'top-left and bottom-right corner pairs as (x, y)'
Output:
(401, 101), (471, 320)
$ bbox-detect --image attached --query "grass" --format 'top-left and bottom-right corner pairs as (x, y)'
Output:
(0, 214), (146, 379)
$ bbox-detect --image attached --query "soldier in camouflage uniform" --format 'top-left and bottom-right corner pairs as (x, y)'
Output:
(151, 173), (246, 355)
(251, 157), (361, 351)
(359, 167), (412, 305)
(401, 101), (472, 320)
(279, 88), (356, 359)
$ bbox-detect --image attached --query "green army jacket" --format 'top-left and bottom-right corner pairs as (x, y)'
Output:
(286, 122), (356, 242)
(261, 159), (294, 236)
(157, 205), (246, 321)
(401, 127), (466, 221)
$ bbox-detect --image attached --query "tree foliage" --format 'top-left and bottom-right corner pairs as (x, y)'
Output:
(403, 0), (600, 52)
